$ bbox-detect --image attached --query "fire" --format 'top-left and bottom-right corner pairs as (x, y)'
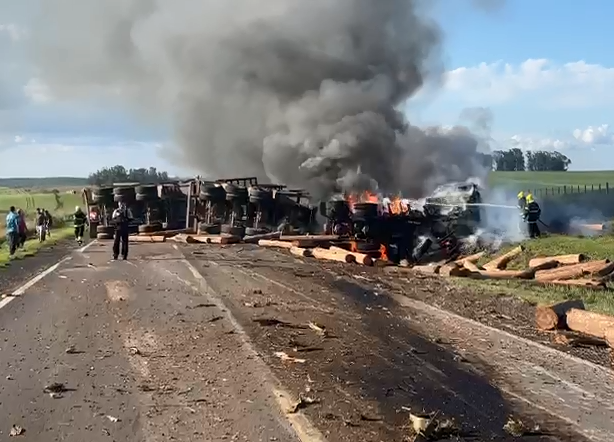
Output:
(345, 191), (379, 211)
(386, 196), (409, 215)
(379, 244), (389, 262)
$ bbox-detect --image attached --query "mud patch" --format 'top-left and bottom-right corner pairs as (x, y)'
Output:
(105, 280), (132, 302)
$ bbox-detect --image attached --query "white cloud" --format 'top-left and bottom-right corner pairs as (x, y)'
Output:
(23, 78), (53, 104)
(13, 135), (24, 143)
(0, 23), (27, 42)
(572, 124), (614, 145)
(442, 59), (614, 108)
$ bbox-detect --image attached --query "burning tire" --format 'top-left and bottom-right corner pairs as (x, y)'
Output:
(354, 242), (381, 253)
(198, 223), (221, 235)
(220, 224), (245, 237)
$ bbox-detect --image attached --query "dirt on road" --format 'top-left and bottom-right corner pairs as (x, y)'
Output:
(0, 240), (611, 441)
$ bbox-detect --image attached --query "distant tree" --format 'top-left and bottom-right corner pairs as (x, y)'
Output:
(87, 165), (170, 186)
(493, 148), (525, 171)
(525, 150), (571, 171)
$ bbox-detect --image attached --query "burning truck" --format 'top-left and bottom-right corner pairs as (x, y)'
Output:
(321, 181), (483, 264)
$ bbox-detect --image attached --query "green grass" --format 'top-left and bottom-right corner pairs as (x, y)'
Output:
(0, 190), (84, 238)
(455, 235), (614, 315)
(489, 171), (614, 190)
(0, 226), (75, 268)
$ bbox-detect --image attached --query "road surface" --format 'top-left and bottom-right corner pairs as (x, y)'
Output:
(0, 240), (612, 441)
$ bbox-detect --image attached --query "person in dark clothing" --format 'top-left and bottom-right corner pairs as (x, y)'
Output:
(44, 209), (52, 237)
(35, 208), (46, 242)
(17, 209), (27, 248)
(523, 195), (542, 238)
(73, 206), (87, 246)
(111, 202), (133, 260)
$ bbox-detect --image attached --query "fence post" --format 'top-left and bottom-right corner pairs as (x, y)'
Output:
(607, 183), (610, 194)
(585, 184), (587, 193)
(563, 185), (567, 194)
(599, 184), (602, 192)
(557, 187), (560, 194)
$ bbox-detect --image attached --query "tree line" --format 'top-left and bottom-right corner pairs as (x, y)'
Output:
(87, 165), (171, 186)
(492, 149), (571, 172)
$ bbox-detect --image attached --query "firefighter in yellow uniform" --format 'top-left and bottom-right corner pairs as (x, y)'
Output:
(523, 194), (542, 238)
(517, 191), (526, 211)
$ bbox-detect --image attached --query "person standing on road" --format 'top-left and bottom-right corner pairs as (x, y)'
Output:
(35, 208), (46, 242)
(73, 206), (87, 246)
(17, 209), (27, 248)
(5, 206), (20, 257)
(44, 209), (53, 237)
(111, 202), (133, 260)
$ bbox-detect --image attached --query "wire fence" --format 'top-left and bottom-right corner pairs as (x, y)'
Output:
(529, 183), (612, 198)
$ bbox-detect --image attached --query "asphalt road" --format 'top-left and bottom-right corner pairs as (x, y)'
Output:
(0, 241), (301, 441)
(1, 239), (613, 441)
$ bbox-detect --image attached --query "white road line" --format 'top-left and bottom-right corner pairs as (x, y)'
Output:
(0, 240), (98, 310)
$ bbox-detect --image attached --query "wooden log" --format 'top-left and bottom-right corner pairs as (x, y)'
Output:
(535, 259), (611, 282)
(530, 260), (559, 271)
(279, 235), (339, 241)
(171, 233), (191, 243)
(311, 247), (356, 264)
(535, 299), (586, 331)
(292, 240), (332, 248)
(329, 246), (374, 266)
(454, 251), (484, 265)
(138, 228), (192, 237)
(129, 235), (166, 243)
(439, 263), (473, 277)
(243, 231), (281, 244)
(206, 235), (240, 244)
(482, 246), (524, 271)
(545, 279), (606, 290)
(463, 261), (481, 273)
(290, 246), (312, 258)
(566, 308), (614, 340)
(258, 239), (294, 249)
(604, 328), (614, 347)
(528, 254), (586, 268)
(471, 268), (536, 280)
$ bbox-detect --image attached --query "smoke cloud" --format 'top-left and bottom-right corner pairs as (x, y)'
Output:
(28, 0), (491, 199)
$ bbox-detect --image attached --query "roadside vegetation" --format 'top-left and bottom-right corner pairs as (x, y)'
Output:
(0, 226), (75, 268)
(455, 234), (614, 316)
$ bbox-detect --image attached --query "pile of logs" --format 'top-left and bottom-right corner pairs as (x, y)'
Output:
(536, 299), (614, 347)
(406, 246), (614, 291)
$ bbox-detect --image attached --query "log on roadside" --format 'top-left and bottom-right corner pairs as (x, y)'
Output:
(279, 235), (339, 241)
(469, 268), (536, 280)
(312, 247), (356, 264)
(535, 259), (612, 282)
(535, 299), (585, 331)
(290, 246), (312, 258)
(137, 228), (193, 237)
(190, 235), (240, 245)
(439, 263), (473, 277)
(129, 235), (166, 243)
(243, 231), (281, 244)
(482, 246), (524, 271)
(171, 233), (192, 243)
(462, 261), (482, 273)
(258, 239), (294, 249)
(411, 263), (443, 275)
(529, 254), (586, 268)
(292, 239), (333, 248)
(329, 246), (374, 266)
(566, 308), (614, 342)
(454, 251), (485, 265)
(545, 279), (606, 290)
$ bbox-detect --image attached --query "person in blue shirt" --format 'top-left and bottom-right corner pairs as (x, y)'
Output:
(5, 206), (20, 256)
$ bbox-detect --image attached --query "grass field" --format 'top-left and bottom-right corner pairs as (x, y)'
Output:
(489, 171), (614, 190)
(0, 188), (83, 239)
(455, 235), (614, 316)
(0, 226), (75, 267)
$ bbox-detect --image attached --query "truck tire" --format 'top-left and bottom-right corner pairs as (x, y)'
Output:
(199, 185), (225, 202)
(92, 187), (114, 205)
(96, 233), (114, 240)
(198, 223), (221, 235)
(138, 223), (162, 234)
(96, 225), (115, 235)
(220, 224), (245, 237)
(248, 187), (272, 203)
(244, 227), (268, 236)
(136, 192), (159, 202)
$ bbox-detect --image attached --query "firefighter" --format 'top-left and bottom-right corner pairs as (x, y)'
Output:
(73, 206), (87, 246)
(111, 202), (133, 260)
(523, 194), (542, 238)
(517, 191), (526, 211)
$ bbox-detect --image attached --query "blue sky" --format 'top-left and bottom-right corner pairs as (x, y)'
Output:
(1, 0), (613, 177)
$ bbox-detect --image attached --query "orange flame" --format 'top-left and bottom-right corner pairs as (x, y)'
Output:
(386, 196), (410, 215)
(345, 191), (379, 211)
(379, 244), (389, 262)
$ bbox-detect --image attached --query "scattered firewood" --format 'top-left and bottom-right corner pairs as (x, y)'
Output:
(411, 263), (443, 275)
(482, 245), (524, 271)
(530, 260), (559, 271)
(462, 261), (481, 273)
(279, 235), (339, 241)
(129, 235), (166, 243)
(329, 246), (374, 266)
(566, 308), (614, 343)
(545, 279), (606, 290)
(243, 231), (281, 244)
(258, 239), (294, 249)
(439, 263), (472, 277)
(312, 247), (355, 264)
(273, 351), (306, 364)
(529, 254), (586, 268)
(454, 251), (484, 265)
(535, 260), (611, 282)
(290, 246), (313, 258)
(469, 268), (535, 280)
(535, 299), (585, 331)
